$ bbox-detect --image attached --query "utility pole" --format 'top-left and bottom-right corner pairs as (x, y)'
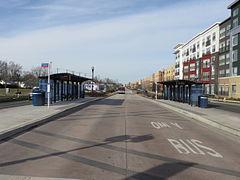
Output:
(91, 66), (94, 94)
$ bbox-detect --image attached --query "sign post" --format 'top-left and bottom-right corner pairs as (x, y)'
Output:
(41, 62), (52, 109)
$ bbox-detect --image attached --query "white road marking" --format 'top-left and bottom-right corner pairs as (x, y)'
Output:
(168, 139), (223, 158)
(151, 122), (182, 129)
(179, 139), (198, 154)
(168, 139), (190, 154)
(186, 139), (205, 155)
(170, 122), (183, 129)
(191, 139), (223, 158)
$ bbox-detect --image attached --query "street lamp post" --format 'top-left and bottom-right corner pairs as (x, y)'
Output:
(91, 66), (94, 94)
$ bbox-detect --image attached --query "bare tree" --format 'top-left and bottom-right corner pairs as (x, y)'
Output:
(0, 60), (9, 91)
(8, 61), (22, 81)
(0, 60), (8, 80)
(21, 71), (38, 88)
(31, 66), (48, 78)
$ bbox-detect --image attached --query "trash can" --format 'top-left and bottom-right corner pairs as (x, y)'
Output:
(198, 95), (208, 108)
(32, 90), (45, 106)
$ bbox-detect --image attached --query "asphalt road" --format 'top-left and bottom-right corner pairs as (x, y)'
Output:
(208, 101), (240, 114)
(0, 100), (31, 110)
(0, 91), (239, 180)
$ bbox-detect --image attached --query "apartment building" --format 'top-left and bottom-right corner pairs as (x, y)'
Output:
(219, 0), (240, 99)
(153, 71), (164, 83)
(174, 23), (220, 95)
(163, 66), (175, 81)
(174, 44), (184, 80)
(218, 18), (231, 97)
(142, 77), (153, 91)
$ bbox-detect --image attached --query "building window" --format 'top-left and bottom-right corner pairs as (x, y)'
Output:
(203, 72), (210, 81)
(225, 86), (229, 96)
(232, 85), (237, 95)
(232, 49), (238, 62)
(219, 54), (225, 60)
(220, 28), (225, 39)
(226, 39), (230, 50)
(227, 24), (231, 31)
(212, 32), (216, 41)
(232, 34), (238, 46)
(206, 47), (211, 54)
(218, 85), (224, 95)
(212, 45), (216, 52)
(233, 18), (239, 28)
(190, 74), (195, 79)
(226, 53), (230, 64)
(219, 69), (225, 75)
(220, 41), (225, 53)
(219, 54), (225, 66)
(226, 69), (230, 76)
(203, 59), (210, 68)
(206, 36), (211, 47)
(233, 67), (238, 76)
(233, 8), (239, 17)
(184, 66), (189, 73)
(190, 63), (195, 71)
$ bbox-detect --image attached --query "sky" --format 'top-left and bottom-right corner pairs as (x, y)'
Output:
(0, 0), (233, 83)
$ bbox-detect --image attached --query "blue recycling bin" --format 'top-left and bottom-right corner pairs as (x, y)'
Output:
(199, 95), (208, 108)
(32, 90), (45, 106)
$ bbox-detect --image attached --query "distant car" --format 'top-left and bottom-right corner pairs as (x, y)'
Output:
(15, 91), (21, 94)
(117, 87), (125, 94)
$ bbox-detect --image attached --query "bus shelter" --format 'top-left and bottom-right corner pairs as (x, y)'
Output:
(160, 80), (205, 105)
(39, 73), (91, 103)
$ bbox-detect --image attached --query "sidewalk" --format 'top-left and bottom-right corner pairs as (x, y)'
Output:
(149, 98), (240, 137)
(0, 97), (102, 141)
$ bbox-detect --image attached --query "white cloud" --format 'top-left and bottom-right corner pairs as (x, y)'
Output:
(0, 0), (233, 83)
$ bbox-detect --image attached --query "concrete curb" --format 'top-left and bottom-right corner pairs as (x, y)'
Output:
(0, 174), (81, 180)
(137, 95), (240, 137)
(0, 97), (104, 142)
